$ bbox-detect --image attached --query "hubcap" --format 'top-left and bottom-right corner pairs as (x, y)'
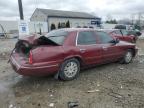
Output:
(125, 52), (132, 63)
(64, 62), (78, 78)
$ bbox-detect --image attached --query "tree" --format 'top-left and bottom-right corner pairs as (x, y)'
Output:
(39, 28), (42, 35)
(106, 14), (112, 21)
(113, 19), (118, 24)
(61, 23), (66, 28)
(51, 23), (56, 30)
(58, 22), (61, 29)
(105, 21), (110, 23)
(105, 19), (118, 24)
(66, 20), (70, 28)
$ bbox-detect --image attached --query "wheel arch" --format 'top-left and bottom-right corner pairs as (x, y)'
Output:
(63, 55), (84, 67)
(128, 48), (136, 57)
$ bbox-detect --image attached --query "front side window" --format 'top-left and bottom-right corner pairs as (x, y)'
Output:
(96, 31), (113, 44)
(77, 31), (96, 45)
(121, 30), (128, 35)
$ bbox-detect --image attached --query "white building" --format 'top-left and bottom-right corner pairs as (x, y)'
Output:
(30, 8), (101, 32)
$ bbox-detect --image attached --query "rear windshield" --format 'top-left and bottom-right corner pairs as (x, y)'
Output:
(45, 30), (68, 45)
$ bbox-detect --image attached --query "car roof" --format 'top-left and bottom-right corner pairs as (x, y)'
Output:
(59, 28), (94, 32)
(47, 28), (112, 37)
(53, 28), (102, 32)
(46, 28), (113, 38)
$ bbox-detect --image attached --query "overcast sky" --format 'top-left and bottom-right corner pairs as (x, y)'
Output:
(0, 0), (144, 21)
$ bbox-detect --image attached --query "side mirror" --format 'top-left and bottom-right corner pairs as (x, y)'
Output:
(110, 38), (119, 45)
(136, 31), (141, 36)
(115, 38), (120, 43)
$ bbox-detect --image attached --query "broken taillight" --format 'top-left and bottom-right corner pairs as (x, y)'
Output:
(29, 51), (33, 64)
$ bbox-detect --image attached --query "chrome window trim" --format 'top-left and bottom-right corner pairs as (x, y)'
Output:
(75, 31), (98, 46)
(75, 31), (79, 46)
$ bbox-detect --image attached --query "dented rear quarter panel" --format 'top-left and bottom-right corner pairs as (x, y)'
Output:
(30, 31), (79, 68)
(32, 46), (65, 67)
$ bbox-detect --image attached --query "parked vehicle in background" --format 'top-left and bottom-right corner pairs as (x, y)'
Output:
(89, 26), (94, 28)
(83, 26), (88, 28)
(77, 26), (94, 29)
(0, 33), (5, 37)
(127, 30), (142, 37)
(114, 24), (134, 30)
(103, 29), (138, 43)
(10, 28), (138, 80)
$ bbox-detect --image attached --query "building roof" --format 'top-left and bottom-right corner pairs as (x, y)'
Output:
(32, 8), (100, 19)
(46, 28), (102, 33)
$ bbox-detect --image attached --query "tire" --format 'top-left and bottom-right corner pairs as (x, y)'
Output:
(59, 58), (80, 81)
(120, 49), (133, 64)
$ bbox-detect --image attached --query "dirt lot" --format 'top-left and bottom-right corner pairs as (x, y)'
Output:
(0, 38), (144, 108)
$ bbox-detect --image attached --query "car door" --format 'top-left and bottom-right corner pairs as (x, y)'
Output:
(121, 30), (133, 42)
(76, 31), (102, 65)
(96, 31), (122, 63)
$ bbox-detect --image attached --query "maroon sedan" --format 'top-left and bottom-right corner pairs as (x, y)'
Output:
(103, 29), (137, 43)
(10, 28), (138, 80)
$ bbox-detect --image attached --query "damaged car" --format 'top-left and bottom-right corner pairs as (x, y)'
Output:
(10, 28), (138, 80)
(103, 29), (138, 43)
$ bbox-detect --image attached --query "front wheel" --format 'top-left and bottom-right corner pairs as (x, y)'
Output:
(120, 50), (133, 64)
(59, 58), (80, 81)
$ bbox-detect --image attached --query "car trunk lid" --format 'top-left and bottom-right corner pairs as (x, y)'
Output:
(11, 35), (60, 64)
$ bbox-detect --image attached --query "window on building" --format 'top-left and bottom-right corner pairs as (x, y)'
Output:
(75, 23), (79, 27)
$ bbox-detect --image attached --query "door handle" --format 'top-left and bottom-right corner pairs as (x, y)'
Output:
(102, 46), (108, 50)
(80, 49), (86, 52)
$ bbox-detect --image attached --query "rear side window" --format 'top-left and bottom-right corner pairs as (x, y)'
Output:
(77, 31), (96, 45)
(48, 36), (66, 45)
(96, 31), (113, 44)
(45, 30), (68, 45)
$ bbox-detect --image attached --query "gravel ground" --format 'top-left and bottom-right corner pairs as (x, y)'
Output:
(0, 38), (144, 108)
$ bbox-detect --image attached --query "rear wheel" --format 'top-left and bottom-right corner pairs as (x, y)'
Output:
(120, 50), (133, 64)
(59, 58), (80, 81)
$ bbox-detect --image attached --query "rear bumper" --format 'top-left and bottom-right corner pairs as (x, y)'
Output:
(10, 56), (59, 76)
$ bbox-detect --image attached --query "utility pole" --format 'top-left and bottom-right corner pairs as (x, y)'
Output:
(131, 14), (134, 25)
(138, 13), (141, 27)
(18, 0), (24, 20)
